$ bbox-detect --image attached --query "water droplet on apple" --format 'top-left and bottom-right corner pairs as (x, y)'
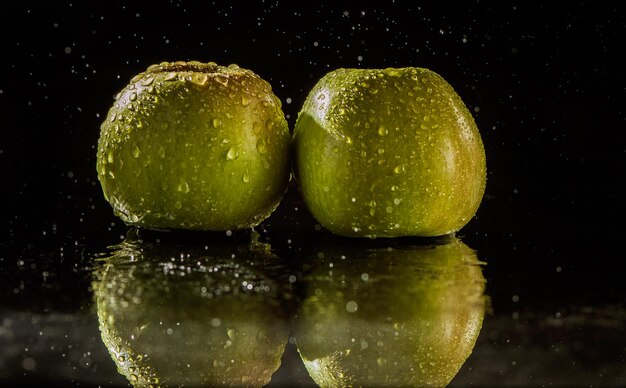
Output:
(226, 146), (239, 160)
(256, 138), (268, 154)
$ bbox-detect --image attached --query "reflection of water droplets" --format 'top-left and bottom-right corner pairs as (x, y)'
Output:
(256, 138), (267, 154)
(242, 171), (250, 183)
(226, 146), (239, 160)
(131, 144), (140, 158)
(177, 181), (190, 193)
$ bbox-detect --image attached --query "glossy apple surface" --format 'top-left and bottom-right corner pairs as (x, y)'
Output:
(97, 61), (290, 231)
(293, 237), (486, 387)
(93, 232), (292, 386)
(293, 67), (486, 237)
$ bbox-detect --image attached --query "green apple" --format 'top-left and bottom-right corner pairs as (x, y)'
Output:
(293, 67), (486, 237)
(93, 232), (292, 387)
(293, 237), (486, 387)
(97, 61), (290, 231)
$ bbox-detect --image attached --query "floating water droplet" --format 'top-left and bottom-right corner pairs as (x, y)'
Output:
(226, 146), (239, 160)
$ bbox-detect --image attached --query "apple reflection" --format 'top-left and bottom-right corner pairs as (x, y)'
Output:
(92, 230), (292, 387)
(293, 236), (486, 387)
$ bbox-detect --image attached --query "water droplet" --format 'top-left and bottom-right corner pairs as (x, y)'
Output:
(227, 328), (238, 340)
(252, 121), (261, 134)
(378, 126), (388, 136)
(242, 171), (250, 183)
(107, 150), (114, 163)
(131, 144), (140, 158)
(369, 208), (376, 216)
(174, 201), (182, 209)
(256, 138), (267, 154)
(177, 181), (190, 193)
(142, 77), (154, 86)
(226, 146), (239, 160)
(215, 75), (229, 86)
(346, 301), (358, 313)
(128, 92), (137, 101)
(393, 165), (404, 174)
(386, 206), (393, 213)
(212, 118), (221, 128)
(377, 357), (387, 366)
(393, 198), (401, 205)
(164, 72), (177, 81)
(345, 136), (353, 144)
(241, 95), (249, 106)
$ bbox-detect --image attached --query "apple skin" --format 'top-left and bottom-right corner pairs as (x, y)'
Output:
(92, 232), (292, 387)
(97, 61), (290, 231)
(293, 237), (486, 387)
(293, 67), (486, 237)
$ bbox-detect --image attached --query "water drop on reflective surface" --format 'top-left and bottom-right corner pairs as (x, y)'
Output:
(242, 171), (250, 183)
(241, 95), (249, 106)
(212, 118), (221, 128)
(132, 144), (140, 158)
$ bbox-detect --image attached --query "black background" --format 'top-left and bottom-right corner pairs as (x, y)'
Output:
(1, 1), (625, 385)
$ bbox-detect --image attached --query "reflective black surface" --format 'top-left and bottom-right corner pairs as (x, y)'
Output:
(2, 2), (626, 386)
